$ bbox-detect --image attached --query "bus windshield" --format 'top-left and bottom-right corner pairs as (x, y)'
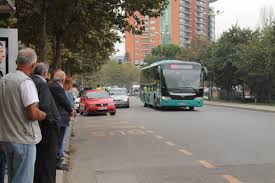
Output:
(162, 64), (201, 89)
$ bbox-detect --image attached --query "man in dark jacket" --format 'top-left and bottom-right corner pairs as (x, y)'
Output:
(48, 69), (73, 170)
(32, 63), (61, 183)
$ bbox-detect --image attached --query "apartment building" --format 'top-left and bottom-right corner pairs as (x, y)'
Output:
(125, 0), (217, 64)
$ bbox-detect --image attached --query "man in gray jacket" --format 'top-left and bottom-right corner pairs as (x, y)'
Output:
(0, 48), (46, 183)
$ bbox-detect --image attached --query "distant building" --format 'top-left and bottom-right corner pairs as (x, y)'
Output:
(125, 0), (218, 64)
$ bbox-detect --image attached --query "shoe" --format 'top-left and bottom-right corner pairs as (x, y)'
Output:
(56, 164), (69, 171)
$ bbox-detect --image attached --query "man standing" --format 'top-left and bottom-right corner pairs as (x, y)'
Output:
(0, 42), (6, 183)
(48, 70), (73, 170)
(0, 48), (46, 183)
(32, 63), (61, 183)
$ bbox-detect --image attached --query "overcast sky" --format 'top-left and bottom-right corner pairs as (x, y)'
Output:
(115, 0), (275, 56)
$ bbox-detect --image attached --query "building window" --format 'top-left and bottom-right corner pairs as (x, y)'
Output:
(150, 26), (156, 31)
(135, 40), (139, 43)
(150, 20), (156, 24)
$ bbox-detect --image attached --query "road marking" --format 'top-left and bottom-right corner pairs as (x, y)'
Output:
(198, 160), (216, 169)
(128, 130), (146, 135)
(178, 149), (192, 156)
(139, 126), (146, 129)
(88, 126), (137, 129)
(146, 130), (154, 134)
(222, 175), (243, 183)
(87, 122), (129, 126)
(165, 141), (175, 146)
(155, 135), (164, 139)
(109, 130), (126, 136)
(92, 132), (106, 137)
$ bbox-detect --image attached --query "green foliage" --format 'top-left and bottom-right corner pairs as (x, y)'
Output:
(144, 44), (181, 64)
(2, 0), (169, 74)
(88, 62), (140, 90)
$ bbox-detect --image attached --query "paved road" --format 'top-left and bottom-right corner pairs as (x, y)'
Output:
(66, 97), (275, 183)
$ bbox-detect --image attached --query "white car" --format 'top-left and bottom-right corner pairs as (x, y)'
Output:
(109, 88), (130, 108)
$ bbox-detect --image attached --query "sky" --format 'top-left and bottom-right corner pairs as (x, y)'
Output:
(115, 0), (275, 56)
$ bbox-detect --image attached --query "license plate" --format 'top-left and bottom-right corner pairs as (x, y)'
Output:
(98, 107), (107, 110)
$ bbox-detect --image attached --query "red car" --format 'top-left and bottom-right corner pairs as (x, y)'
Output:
(79, 89), (116, 116)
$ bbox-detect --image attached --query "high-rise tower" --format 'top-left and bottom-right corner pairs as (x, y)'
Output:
(125, 0), (217, 64)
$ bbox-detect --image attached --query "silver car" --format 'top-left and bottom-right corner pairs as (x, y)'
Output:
(109, 88), (130, 108)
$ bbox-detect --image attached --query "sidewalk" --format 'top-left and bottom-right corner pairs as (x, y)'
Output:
(204, 100), (275, 112)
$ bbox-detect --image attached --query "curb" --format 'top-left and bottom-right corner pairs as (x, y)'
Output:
(204, 101), (275, 113)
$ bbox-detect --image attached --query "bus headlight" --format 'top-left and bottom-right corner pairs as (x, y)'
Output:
(161, 96), (171, 100)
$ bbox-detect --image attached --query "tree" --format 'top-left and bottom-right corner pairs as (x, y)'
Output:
(3, 0), (169, 74)
(144, 44), (181, 64)
(211, 25), (255, 100)
(89, 62), (140, 90)
(238, 25), (275, 102)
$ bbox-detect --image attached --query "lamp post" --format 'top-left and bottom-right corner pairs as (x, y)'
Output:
(206, 10), (224, 41)
(155, 31), (170, 57)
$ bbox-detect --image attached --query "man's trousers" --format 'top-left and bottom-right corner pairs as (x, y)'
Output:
(34, 125), (59, 183)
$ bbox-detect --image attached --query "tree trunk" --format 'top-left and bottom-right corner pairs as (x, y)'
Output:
(242, 81), (245, 100)
(52, 32), (62, 70)
(41, 0), (48, 63)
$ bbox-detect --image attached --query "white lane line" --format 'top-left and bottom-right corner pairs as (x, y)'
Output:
(88, 126), (137, 129)
(222, 175), (243, 183)
(146, 130), (154, 134)
(165, 141), (176, 146)
(178, 149), (192, 156)
(140, 126), (146, 129)
(155, 135), (164, 139)
(198, 160), (216, 169)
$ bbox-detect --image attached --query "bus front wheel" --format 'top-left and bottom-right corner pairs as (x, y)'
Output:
(189, 107), (195, 111)
(144, 103), (149, 107)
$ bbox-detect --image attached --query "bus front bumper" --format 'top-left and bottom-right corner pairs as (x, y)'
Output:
(160, 99), (203, 107)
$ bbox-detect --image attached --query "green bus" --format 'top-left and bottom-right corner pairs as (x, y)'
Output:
(140, 60), (208, 110)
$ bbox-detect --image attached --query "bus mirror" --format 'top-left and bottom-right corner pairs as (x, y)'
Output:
(158, 66), (161, 74)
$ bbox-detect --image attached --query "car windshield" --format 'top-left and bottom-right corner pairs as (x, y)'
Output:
(86, 91), (110, 99)
(162, 64), (201, 89)
(109, 89), (127, 95)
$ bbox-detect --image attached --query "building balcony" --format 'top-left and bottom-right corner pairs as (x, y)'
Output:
(180, 22), (191, 27)
(180, 9), (191, 15)
(196, 13), (205, 19)
(196, 1), (205, 7)
(181, 15), (191, 20)
(180, 3), (191, 9)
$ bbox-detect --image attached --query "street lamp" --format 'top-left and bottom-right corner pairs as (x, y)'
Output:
(206, 10), (224, 41)
(155, 31), (170, 57)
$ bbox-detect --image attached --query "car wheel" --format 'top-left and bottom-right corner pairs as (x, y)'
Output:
(85, 108), (90, 116)
(110, 112), (116, 116)
(144, 103), (148, 107)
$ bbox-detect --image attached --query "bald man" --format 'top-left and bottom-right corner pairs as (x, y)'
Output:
(48, 70), (73, 170)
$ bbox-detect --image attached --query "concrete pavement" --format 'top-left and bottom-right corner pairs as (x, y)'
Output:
(204, 100), (275, 112)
